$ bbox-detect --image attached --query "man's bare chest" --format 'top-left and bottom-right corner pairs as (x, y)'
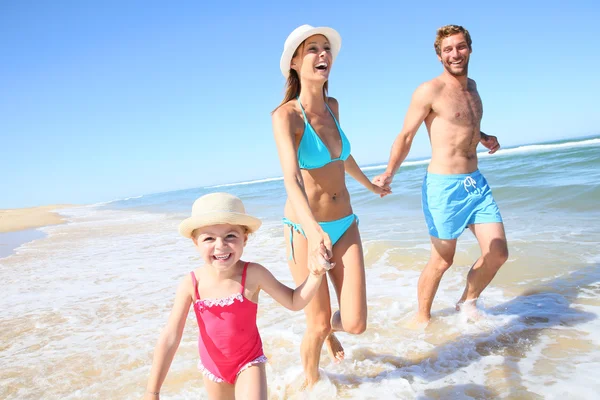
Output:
(435, 89), (483, 126)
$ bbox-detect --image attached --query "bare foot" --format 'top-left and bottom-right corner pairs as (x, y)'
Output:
(299, 379), (308, 391)
(406, 313), (430, 330)
(299, 371), (320, 391)
(325, 332), (344, 364)
(456, 299), (481, 321)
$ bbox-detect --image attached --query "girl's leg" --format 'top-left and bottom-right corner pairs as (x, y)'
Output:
(285, 226), (333, 388)
(328, 221), (368, 334)
(203, 376), (235, 400)
(234, 363), (268, 400)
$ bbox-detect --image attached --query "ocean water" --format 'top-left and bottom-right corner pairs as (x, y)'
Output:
(1, 136), (599, 399)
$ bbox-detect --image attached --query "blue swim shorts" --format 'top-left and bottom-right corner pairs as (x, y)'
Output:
(422, 170), (503, 240)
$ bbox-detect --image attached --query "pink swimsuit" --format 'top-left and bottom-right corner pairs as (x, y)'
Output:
(190, 262), (266, 384)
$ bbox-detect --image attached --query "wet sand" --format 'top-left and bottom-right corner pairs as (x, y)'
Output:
(0, 205), (72, 233)
(0, 205), (73, 259)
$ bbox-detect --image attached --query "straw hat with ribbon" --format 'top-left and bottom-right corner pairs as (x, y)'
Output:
(178, 193), (262, 238)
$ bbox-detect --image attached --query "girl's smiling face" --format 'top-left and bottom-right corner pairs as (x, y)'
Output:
(193, 224), (247, 271)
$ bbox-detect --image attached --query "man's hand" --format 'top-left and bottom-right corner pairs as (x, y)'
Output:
(372, 172), (394, 198)
(480, 133), (500, 154)
(373, 172), (393, 186)
(370, 182), (392, 198)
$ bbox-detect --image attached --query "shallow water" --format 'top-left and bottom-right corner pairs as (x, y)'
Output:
(1, 136), (599, 399)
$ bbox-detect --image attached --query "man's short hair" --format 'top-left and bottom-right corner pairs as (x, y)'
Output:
(434, 25), (472, 56)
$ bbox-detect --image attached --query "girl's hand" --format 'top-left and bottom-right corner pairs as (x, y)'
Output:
(371, 182), (392, 198)
(144, 392), (160, 400)
(309, 253), (335, 276)
(306, 228), (333, 273)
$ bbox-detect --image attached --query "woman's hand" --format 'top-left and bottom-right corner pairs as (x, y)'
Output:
(370, 181), (392, 198)
(306, 227), (333, 274)
(309, 252), (335, 275)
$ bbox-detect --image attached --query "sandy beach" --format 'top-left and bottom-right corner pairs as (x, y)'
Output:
(0, 205), (72, 233)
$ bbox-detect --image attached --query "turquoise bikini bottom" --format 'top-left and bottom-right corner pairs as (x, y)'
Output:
(282, 214), (358, 261)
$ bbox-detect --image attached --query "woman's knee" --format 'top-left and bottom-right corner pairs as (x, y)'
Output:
(345, 320), (367, 335)
(305, 318), (331, 340)
(341, 313), (367, 335)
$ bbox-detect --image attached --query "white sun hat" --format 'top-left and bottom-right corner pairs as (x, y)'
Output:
(279, 24), (342, 78)
(178, 192), (262, 238)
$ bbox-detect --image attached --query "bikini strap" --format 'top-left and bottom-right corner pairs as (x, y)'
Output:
(282, 217), (298, 262)
(240, 262), (250, 294)
(190, 271), (200, 301)
(325, 102), (342, 131)
(296, 97), (308, 123)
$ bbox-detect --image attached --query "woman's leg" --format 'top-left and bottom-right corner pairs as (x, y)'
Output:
(234, 363), (268, 400)
(285, 226), (333, 387)
(327, 221), (367, 351)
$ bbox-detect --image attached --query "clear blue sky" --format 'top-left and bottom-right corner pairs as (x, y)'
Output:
(1, 0), (598, 208)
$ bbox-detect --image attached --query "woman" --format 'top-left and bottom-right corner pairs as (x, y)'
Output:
(271, 24), (390, 387)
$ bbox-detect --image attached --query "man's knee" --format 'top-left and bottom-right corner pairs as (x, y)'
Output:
(488, 239), (509, 267)
(429, 254), (454, 274)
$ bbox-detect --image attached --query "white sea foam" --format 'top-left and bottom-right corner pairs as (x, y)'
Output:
(206, 176), (284, 189)
(479, 137), (600, 158)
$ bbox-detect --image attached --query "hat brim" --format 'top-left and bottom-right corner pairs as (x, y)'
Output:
(178, 212), (262, 238)
(280, 26), (342, 78)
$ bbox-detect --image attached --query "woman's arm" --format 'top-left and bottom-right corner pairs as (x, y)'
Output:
(344, 155), (391, 196)
(327, 98), (390, 197)
(144, 275), (193, 399)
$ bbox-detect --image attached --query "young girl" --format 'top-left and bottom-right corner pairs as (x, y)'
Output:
(144, 192), (331, 400)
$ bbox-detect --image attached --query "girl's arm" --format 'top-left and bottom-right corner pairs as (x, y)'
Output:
(250, 262), (326, 311)
(144, 275), (193, 399)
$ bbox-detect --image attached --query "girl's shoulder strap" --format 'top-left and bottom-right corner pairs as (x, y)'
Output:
(190, 271), (200, 301)
(240, 262), (250, 293)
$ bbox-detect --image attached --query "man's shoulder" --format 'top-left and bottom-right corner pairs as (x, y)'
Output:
(413, 78), (444, 100)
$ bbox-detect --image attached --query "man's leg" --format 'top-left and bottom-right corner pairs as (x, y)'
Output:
(416, 236), (458, 324)
(457, 222), (509, 306)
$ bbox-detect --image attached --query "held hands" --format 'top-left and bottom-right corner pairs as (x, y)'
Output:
(306, 229), (335, 276)
(371, 172), (394, 198)
(480, 134), (500, 154)
(310, 252), (335, 276)
(370, 181), (392, 198)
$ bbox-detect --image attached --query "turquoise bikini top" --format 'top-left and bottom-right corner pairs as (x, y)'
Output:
(297, 98), (351, 170)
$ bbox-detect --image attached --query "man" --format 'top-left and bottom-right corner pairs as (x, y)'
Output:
(373, 25), (508, 325)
